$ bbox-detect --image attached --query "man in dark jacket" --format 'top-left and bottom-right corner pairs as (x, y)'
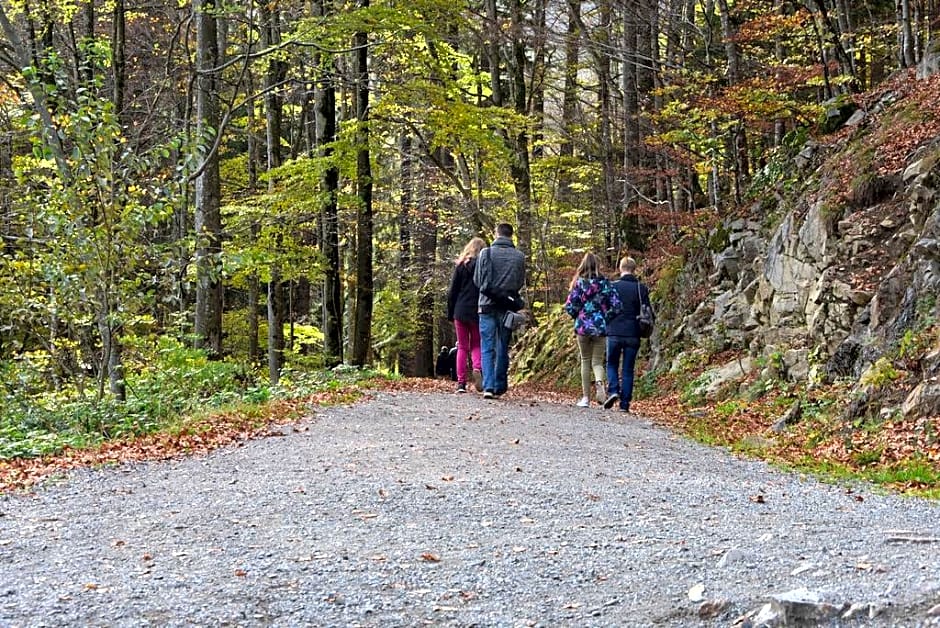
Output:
(604, 257), (652, 413)
(473, 223), (526, 399)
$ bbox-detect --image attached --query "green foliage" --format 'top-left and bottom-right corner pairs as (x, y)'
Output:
(632, 370), (659, 400)
(746, 126), (811, 200)
(859, 357), (902, 390)
(371, 285), (418, 374)
(852, 447), (883, 467)
(680, 373), (709, 407)
(273, 363), (384, 399)
(511, 304), (581, 389)
(3, 44), (187, 397)
(0, 338), (258, 459)
(714, 399), (744, 418)
(0, 336), (392, 460)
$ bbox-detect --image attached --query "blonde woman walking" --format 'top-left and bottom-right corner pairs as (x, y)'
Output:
(564, 252), (622, 407)
(446, 237), (487, 393)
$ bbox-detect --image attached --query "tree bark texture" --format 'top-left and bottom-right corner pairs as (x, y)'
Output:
(351, 11), (374, 367)
(193, 0), (223, 357)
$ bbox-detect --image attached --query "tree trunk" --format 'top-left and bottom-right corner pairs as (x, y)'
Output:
(621, 0), (638, 252)
(413, 158), (438, 377)
(559, 0), (580, 204)
(351, 8), (373, 366)
(900, 0), (916, 67)
(112, 0), (125, 117)
(267, 269), (285, 384)
(508, 0), (532, 259)
(261, 0), (287, 381)
(97, 289), (126, 402)
(716, 0), (747, 203)
(193, 0), (223, 357)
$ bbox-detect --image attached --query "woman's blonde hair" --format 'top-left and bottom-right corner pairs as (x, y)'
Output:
(570, 252), (601, 289)
(456, 237), (487, 265)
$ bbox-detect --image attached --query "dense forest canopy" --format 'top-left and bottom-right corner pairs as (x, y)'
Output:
(1, 0), (938, 416)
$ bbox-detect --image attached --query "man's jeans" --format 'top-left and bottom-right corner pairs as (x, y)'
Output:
(479, 312), (511, 394)
(606, 335), (641, 411)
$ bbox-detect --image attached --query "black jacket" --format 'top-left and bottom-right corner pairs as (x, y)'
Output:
(447, 259), (479, 322)
(607, 274), (651, 338)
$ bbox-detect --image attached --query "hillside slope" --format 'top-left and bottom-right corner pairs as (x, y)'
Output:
(515, 69), (940, 489)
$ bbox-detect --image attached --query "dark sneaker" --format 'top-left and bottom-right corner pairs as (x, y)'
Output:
(456, 383), (467, 393)
(603, 393), (619, 409)
(471, 369), (484, 392)
(619, 406), (630, 413)
(483, 390), (495, 399)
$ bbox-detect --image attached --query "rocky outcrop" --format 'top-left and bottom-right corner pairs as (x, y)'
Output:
(669, 128), (940, 421)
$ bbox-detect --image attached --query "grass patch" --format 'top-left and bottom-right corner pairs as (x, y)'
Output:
(867, 459), (940, 488)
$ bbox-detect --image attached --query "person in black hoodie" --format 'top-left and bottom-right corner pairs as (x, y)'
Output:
(446, 237), (487, 393)
(604, 256), (653, 413)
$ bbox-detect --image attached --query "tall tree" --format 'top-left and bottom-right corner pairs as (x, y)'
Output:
(193, 0), (223, 356)
(262, 0), (286, 382)
(350, 0), (373, 366)
(507, 0), (533, 258)
(313, 0), (343, 367)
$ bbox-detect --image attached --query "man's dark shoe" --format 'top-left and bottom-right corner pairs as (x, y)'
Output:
(456, 383), (467, 393)
(603, 393), (619, 409)
(483, 390), (495, 399)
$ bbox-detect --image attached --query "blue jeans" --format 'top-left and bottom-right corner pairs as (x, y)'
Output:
(606, 336), (640, 411)
(479, 312), (512, 394)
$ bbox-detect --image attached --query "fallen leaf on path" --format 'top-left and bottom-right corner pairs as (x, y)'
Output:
(420, 552), (440, 562)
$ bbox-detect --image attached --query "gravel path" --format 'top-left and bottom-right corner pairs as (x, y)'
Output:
(2, 390), (940, 627)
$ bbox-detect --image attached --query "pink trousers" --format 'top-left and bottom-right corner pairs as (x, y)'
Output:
(453, 319), (482, 384)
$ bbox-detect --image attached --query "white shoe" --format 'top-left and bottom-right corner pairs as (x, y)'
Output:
(576, 396), (590, 408)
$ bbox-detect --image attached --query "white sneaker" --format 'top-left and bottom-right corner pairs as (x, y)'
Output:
(576, 396), (590, 408)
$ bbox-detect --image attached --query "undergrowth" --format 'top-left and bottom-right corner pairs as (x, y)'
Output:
(0, 338), (386, 461)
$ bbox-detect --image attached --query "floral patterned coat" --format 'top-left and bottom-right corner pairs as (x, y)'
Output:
(564, 277), (622, 337)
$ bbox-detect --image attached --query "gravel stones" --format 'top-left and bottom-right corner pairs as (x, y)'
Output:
(2, 391), (940, 626)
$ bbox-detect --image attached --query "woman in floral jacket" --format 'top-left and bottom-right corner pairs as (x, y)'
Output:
(564, 252), (622, 407)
